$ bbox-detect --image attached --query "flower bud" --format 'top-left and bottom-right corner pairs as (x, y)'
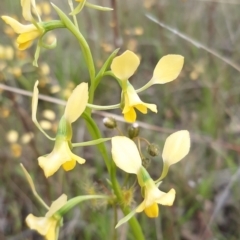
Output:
(147, 143), (159, 157)
(128, 123), (139, 139)
(103, 117), (117, 129)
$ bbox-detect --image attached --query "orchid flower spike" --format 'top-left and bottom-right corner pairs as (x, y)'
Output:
(111, 50), (157, 123)
(32, 81), (89, 177)
(1, 0), (43, 50)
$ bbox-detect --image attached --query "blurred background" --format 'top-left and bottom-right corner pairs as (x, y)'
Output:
(0, 0), (240, 239)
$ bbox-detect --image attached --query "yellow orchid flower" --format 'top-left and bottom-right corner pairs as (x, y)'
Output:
(136, 168), (176, 217)
(32, 81), (89, 177)
(110, 50), (157, 122)
(115, 172), (176, 228)
(111, 133), (190, 227)
(1, 0), (43, 50)
(26, 194), (67, 240)
(122, 82), (157, 123)
(110, 51), (184, 121)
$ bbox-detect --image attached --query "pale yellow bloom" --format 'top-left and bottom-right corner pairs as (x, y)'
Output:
(26, 194), (67, 240)
(136, 178), (176, 217)
(122, 83), (157, 123)
(38, 136), (86, 178)
(111, 50), (157, 122)
(32, 81), (89, 177)
(1, 0), (42, 50)
(115, 167), (176, 228)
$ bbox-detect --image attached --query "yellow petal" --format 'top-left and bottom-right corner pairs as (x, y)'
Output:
(26, 214), (51, 235)
(64, 82), (88, 123)
(135, 104), (147, 114)
(62, 160), (76, 171)
(162, 130), (190, 166)
(111, 50), (140, 80)
(111, 136), (142, 174)
(144, 103), (157, 113)
(1, 16), (37, 34)
(17, 30), (41, 44)
(18, 40), (33, 50)
(152, 55), (184, 84)
(155, 188), (176, 206)
(21, 0), (32, 21)
(125, 84), (157, 114)
(144, 202), (159, 218)
(123, 107), (136, 123)
(46, 194), (68, 217)
(32, 81), (39, 123)
(45, 221), (58, 240)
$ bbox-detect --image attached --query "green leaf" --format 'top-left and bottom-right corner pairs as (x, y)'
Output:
(94, 48), (120, 91)
(57, 195), (108, 216)
(115, 209), (137, 228)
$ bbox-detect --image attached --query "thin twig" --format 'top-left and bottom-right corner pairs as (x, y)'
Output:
(145, 14), (240, 72)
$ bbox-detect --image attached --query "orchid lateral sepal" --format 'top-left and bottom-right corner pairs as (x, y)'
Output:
(32, 81), (56, 141)
(20, 164), (49, 210)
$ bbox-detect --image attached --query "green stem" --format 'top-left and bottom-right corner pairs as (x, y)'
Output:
(51, 4), (95, 91)
(82, 112), (111, 172)
(110, 163), (145, 240)
(82, 112), (145, 240)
